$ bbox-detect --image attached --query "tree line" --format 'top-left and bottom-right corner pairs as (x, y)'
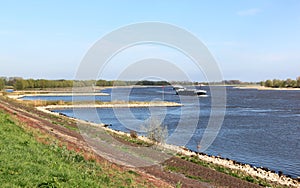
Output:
(95, 80), (171, 86)
(0, 77), (172, 90)
(2, 77), (298, 91)
(260, 77), (300, 88)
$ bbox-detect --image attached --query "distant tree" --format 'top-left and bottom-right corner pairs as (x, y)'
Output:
(290, 80), (297, 88)
(280, 80), (287, 88)
(73, 80), (95, 87)
(260, 81), (264, 86)
(136, 80), (153, 85)
(261, 77), (300, 88)
(113, 80), (127, 86)
(26, 79), (35, 88)
(135, 80), (170, 86)
(14, 79), (27, 90)
(264, 80), (273, 87)
(272, 79), (281, 88)
(224, 80), (242, 85)
(285, 78), (293, 87)
(96, 79), (111, 86)
(0, 78), (5, 90)
(156, 81), (170, 85)
(7, 77), (19, 86)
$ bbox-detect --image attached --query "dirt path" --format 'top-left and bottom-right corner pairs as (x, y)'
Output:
(0, 97), (262, 187)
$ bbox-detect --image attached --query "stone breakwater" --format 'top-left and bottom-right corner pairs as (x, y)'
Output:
(165, 145), (299, 187)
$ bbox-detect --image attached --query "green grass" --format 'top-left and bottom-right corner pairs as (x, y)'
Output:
(0, 110), (152, 187)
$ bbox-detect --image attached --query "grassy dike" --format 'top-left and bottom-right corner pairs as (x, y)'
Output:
(0, 110), (154, 187)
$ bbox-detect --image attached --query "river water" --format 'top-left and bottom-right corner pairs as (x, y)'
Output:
(21, 86), (300, 178)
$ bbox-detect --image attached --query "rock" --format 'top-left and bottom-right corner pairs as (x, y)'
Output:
(103, 124), (112, 127)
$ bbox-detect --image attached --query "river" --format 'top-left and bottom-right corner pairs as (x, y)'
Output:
(21, 86), (300, 178)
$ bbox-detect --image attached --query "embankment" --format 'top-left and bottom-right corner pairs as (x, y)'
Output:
(37, 103), (299, 187)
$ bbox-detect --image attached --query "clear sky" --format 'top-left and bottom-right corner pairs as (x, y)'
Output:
(0, 0), (299, 81)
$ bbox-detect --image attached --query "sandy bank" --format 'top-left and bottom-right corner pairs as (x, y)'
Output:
(7, 92), (109, 100)
(235, 85), (300, 91)
(22, 93), (109, 96)
(38, 101), (182, 110)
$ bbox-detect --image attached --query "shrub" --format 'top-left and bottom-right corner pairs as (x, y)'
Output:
(130, 130), (138, 139)
(143, 118), (168, 144)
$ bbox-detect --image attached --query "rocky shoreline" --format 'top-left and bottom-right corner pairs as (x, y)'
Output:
(37, 106), (300, 187)
(172, 146), (300, 187)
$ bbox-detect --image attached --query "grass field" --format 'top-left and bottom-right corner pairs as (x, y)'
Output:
(0, 110), (152, 187)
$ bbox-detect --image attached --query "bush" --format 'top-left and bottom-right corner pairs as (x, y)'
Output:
(143, 118), (168, 144)
(130, 130), (138, 139)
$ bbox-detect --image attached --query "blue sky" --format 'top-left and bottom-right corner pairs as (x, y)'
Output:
(0, 0), (299, 81)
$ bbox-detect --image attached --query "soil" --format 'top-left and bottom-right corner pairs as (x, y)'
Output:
(0, 97), (262, 188)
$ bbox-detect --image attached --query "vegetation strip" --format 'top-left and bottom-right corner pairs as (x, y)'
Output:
(235, 85), (300, 91)
(41, 101), (182, 109)
(260, 77), (300, 88)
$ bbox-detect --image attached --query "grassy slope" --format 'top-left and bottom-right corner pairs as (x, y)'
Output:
(0, 110), (151, 188)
